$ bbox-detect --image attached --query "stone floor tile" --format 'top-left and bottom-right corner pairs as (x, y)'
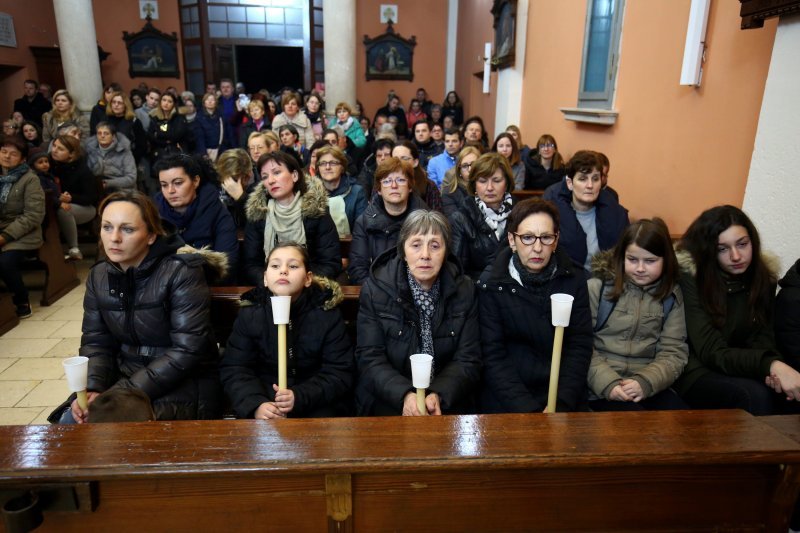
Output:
(0, 359), (66, 381)
(24, 305), (62, 321)
(16, 379), (68, 408)
(48, 321), (83, 339)
(30, 407), (56, 425)
(0, 338), (62, 358)
(44, 306), (87, 322)
(0, 381), (39, 408)
(1, 320), (68, 340)
(43, 338), (82, 358)
(0, 358), (15, 373)
(0, 407), (44, 426)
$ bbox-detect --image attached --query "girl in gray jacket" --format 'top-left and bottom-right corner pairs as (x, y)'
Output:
(587, 218), (689, 411)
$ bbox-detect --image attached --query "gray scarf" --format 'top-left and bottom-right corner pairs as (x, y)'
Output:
(407, 265), (440, 361)
(0, 163), (30, 204)
(262, 191), (306, 258)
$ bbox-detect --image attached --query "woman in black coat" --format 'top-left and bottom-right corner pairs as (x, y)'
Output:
(356, 210), (482, 416)
(479, 198), (593, 413)
(105, 91), (148, 163)
(147, 92), (192, 163)
(242, 150), (341, 286)
(221, 243), (354, 419)
(776, 258), (800, 359)
(449, 152), (514, 279)
(193, 92), (231, 161)
(50, 191), (224, 423)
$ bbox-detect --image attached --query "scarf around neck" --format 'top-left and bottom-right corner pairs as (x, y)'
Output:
(263, 191), (306, 258)
(475, 192), (513, 240)
(407, 265), (441, 361)
(0, 163), (30, 204)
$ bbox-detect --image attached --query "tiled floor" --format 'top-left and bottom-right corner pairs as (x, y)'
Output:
(0, 259), (91, 426)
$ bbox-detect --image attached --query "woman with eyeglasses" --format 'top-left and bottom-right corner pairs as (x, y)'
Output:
(441, 146), (481, 218)
(523, 134), (566, 190)
(449, 153), (514, 280)
(479, 197), (593, 413)
(348, 156), (427, 285)
(314, 145), (366, 238)
(552, 151), (629, 273)
(392, 141), (442, 212)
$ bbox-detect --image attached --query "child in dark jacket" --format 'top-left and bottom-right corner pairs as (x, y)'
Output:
(220, 243), (355, 419)
(28, 149), (60, 224)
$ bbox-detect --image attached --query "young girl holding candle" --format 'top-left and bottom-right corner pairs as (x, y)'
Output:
(220, 243), (355, 419)
(587, 218), (690, 411)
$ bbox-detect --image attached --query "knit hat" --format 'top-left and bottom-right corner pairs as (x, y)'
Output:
(27, 148), (48, 167)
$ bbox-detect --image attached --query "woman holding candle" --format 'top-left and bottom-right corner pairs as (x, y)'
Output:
(355, 210), (482, 416)
(479, 197), (593, 413)
(221, 243), (354, 419)
(50, 190), (225, 423)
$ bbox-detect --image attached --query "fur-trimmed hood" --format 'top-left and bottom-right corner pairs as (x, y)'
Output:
(240, 273), (343, 311)
(675, 246), (781, 278)
(244, 175), (329, 223)
(590, 249), (616, 281)
(177, 244), (230, 283)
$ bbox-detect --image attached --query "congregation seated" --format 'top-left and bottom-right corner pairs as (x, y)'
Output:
(587, 219), (689, 411)
(302, 91), (325, 140)
(85, 122), (136, 192)
(776, 257), (800, 358)
(41, 89), (89, 143)
(441, 145), (480, 218)
(246, 130), (280, 177)
(103, 91), (148, 163)
(392, 141), (442, 212)
(193, 92), (232, 160)
(0, 135), (44, 318)
(441, 90), (464, 126)
(522, 134), (566, 190)
(355, 138), (394, 198)
(242, 150), (341, 286)
(314, 144), (367, 237)
(271, 91), (315, 148)
(147, 92), (192, 162)
(505, 125), (531, 161)
(20, 120), (43, 149)
(89, 83), (121, 134)
(327, 101), (366, 149)
(412, 119), (443, 170)
(449, 152), (514, 280)
(220, 243), (354, 419)
(427, 128), (463, 189)
(492, 132), (525, 190)
(674, 205), (800, 416)
(154, 154), (238, 283)
(551, 150), (629, 273)
(215, 148), (256, 230)
(355, 211), (481, 416)
(347, 156), (427, 285)
(50, 134), (99, 261)
(49, 191), (224, 424)
(237, 99), (270, 148)
(479, 198), (593, 413)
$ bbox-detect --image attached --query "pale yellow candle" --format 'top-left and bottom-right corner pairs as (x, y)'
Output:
(545, 326), (565, 413)
(278, 323), (287, 390)
(76, 390), (88, 411)
(416, 388), (427, 416)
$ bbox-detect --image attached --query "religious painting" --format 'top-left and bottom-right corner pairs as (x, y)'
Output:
(123, 17), (179, 78)
(363, 21), (416, 81)
(492, 0), (517, 69)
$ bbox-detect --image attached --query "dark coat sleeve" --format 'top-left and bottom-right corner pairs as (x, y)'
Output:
(82, 272), (122, 393)
(243, 219), (267, 287)
(306, 213), (342, 279)
(210, 202), (239, 282)
(66, 163), (99, 207)
(775, 282), (800, 359)
(347, 214), (371, 285)
(448, 211), (471, 274)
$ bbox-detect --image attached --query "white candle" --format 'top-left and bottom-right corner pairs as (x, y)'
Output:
(483, 42), (492, 94)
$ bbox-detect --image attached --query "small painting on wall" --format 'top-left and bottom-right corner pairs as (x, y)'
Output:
(364, 21), (416, 81)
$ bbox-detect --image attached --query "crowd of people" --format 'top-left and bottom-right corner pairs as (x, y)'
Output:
(1, 78), (798, 428)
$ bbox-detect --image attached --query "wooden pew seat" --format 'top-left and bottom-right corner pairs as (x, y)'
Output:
(0, 410), (798, 532)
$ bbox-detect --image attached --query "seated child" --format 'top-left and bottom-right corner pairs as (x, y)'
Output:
(89, 388), (156, 423)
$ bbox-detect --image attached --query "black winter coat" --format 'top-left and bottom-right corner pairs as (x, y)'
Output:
(193, 109), (232, 153)
(220, 277), (355, 418)
(147, 111), (192, 161)
(347, 194), (427, 285)
(523, 152), (566, 190)
(449, 196), (509, 280)
(776, 259), (800, 359)
(50, 157), (99, 207)
(355, 249), (482, 415)
(442, 183), (469, 219)
(478, 246), (593, 413)
(76, 234), (222, 420)
(242, 178), (342, 286)
(105, 115), (148, 162)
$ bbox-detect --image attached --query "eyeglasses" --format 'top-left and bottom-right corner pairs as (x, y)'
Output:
(397, 156), (414, 162)
(539, 143), (555, 149)
(459, 162), (473, 171)
(318, 160), (341, 168)
(380, 177), (409, 187)
(512, 232), (558, 246)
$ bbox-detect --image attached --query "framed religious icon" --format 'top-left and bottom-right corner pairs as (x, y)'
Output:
(363, 21), (416, 81)
(123, 16), (179, 78)
(492, 0), (517, 69)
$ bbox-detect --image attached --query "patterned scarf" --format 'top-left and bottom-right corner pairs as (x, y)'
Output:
(475, 192), (513, 240)
(0, 163), (30, 204)
(511, 252), (558, 306)
(407, 265), (440, 362)
(262, 190), (306, 258)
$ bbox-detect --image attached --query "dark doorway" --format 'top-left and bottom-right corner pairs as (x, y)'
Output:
(236, 46), (304, 93)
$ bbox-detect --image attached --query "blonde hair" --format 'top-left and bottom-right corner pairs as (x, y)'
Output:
(444, 146), (481, 194)
(51, 89), (78, 122)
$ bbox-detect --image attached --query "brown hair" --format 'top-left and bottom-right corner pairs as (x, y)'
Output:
(51, 89), (78, 122)
(99, 190), (166, 237)
(334, 101), (352, 115)
(607, 218), (679, 302)
(535, 134), (564, 170)
(566, 150), (602, 178)
(393, 141), (428, 199)
(467, 152), (513, 196)
(267, 241), (310, 270)
(108, 91), (135, 121)
(53, 134), (83, 162)
(374, 156), (414, 191)
(215, 148), (253, 187)
(507, 197), (561, 235)
(281, 92), (301, 109)
(89, 388), (155, 423)
(492, 132), (521, 167)
(257, 150), (308, 195)
(314, 145), (348, 175)
(0, 134), (28, 159)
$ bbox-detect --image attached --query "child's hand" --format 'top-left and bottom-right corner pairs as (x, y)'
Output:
(272, 384), (295, 414)
(222, 176), (244, 200)
(254, 401), (284, 419)
(620, 379), (644, 402)
(609, 384), (632, 402)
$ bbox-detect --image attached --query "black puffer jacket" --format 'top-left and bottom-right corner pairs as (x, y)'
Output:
(347, 194), (427, 285)
(523, 152), (566, 191)
(50, 157), (99, 207)
(242, 177), (342, 286)
(478, 245), (593, 413)
(449, 196), (510, 280)
(355, 249), (482, 415)
(78, 234), (223, 420)
(147, 110), (192, 160)
(776, 259), (800, 359)
(220, 276), (355, 418)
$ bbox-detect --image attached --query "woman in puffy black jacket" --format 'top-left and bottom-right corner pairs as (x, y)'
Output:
(221, 243), (354, 419)
(50, 191), (225, 423)
(147, 92), (192, 164)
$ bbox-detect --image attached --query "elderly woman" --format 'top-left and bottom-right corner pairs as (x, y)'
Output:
(442, 146), (480, 218)
(355, 210), (482, 416)
(271, 91), (315, 148)
(104, 92), (147, 163)
(479, 198), (593, 413)
(50, 134), (99, 260)
(147, 92), (192, 163)
(50, 191), (224, 423)
(327, 102), (366, 149)
(216, 148), (255, 229)
(314, 145), (367, 237)
(154, 154), (238, 283)
(493, 132), (525, 190)
(552, 150), (629, 273)
(238, 100), (271, 148)
(85, 122), (136, 192)
(449, 152), (514, 279)
(193, 92), (230, 162)
(242, 150), (341, 286)
(0, 135), (44, 318)
(41, 90), (89, 143)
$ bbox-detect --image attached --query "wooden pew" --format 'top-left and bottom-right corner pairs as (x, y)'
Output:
(511, 189), (545, 203)
(0, 293), (19, 336)
(0, 410), (798, 532)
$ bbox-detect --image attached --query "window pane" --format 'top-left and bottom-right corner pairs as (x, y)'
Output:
(209, 22), (228, 38)
(582, 0), (614, 93)
(267, 24), (285, 40)
(284, 8), (302, 25)
(313, 10), (323, 26)
(208, 6), (227, 22)
(248, 23), (267, 39)
(227, 6), (247, 22)
(266, 7), (284, 24)
(247, 7), (266, 23)
(314, 25), (324, 41)
(286, 24), (302, 40)
(229, 23), (247, 38)
(184, 45), (202, 69)
(187, 72), (204, 96)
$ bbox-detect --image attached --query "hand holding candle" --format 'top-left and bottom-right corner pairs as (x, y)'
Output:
(546, 294), (574, 413)
(62, 356), (89, 411)
(270, 296), (292, 391)
(410, 353), (433, 416)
